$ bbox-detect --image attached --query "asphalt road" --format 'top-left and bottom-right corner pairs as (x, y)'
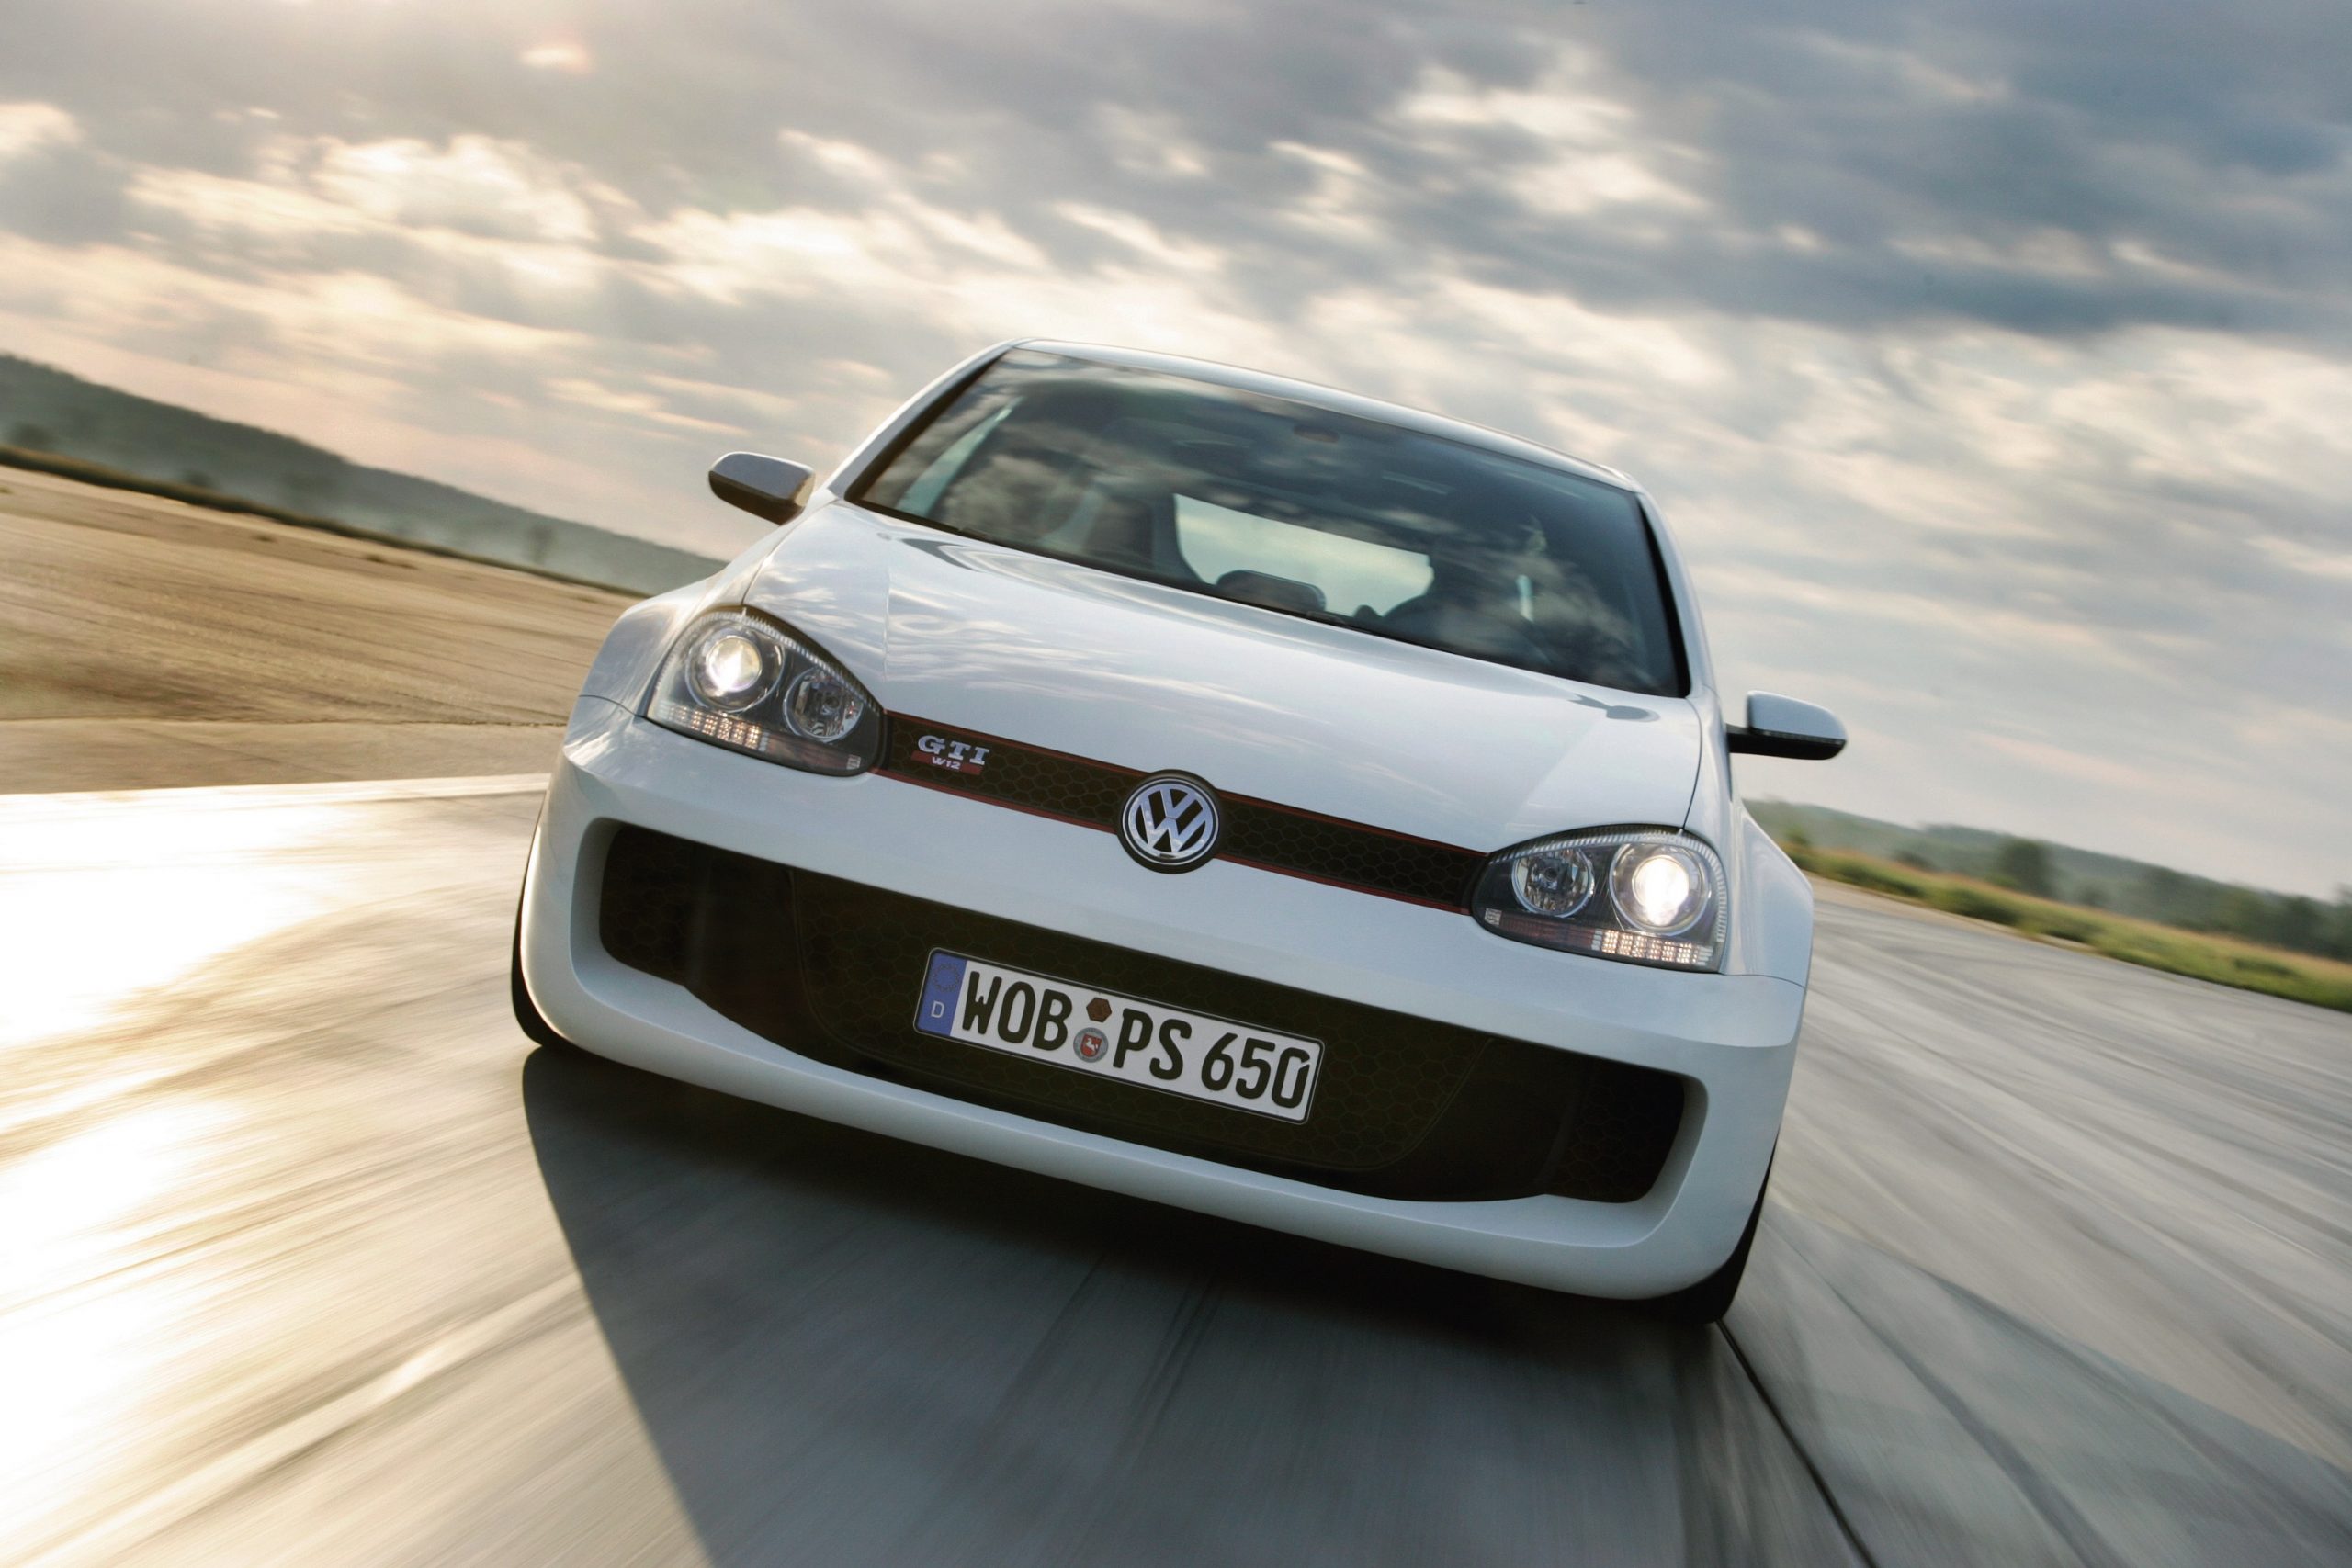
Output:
(1, 777), (2346, 1567)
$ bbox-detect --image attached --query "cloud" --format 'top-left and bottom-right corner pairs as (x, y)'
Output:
(519, 41), (593, 75)
(1053, 204), (1226, 275)
(309, 136), (616, 244)
(0, 101), (79, 162)
(1396, 59), (1712, 218)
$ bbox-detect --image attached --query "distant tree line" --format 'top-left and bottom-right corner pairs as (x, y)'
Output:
(2122, 863), (2352, 962)
(4, 352), (720, 595)
(1980, 836), (2352, 962)
(1757, 803), (2352, 965)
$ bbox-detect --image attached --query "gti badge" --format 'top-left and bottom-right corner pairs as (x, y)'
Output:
(1119, 773), (1221, 872)
(915, 733), (989, 773)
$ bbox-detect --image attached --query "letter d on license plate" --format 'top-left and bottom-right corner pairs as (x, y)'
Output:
(913, 951), (1322, 1122)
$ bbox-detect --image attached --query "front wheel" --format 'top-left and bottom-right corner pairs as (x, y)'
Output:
(1644, 1156), (1770, 1325)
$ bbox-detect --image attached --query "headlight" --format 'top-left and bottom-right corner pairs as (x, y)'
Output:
(685, 627), (778, 712)
(1473, 828), (1726, 971)
(782, 664), (865, 742)
(644, 608), (880, 774)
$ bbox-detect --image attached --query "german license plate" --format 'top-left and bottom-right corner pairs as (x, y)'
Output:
(912, 951), (1322, 1122)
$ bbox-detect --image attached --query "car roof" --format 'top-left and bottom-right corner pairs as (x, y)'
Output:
(1014, 339), (1639, 493)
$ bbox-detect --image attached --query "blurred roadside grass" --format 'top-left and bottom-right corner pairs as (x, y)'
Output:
(1786, 846), (2352, 1013)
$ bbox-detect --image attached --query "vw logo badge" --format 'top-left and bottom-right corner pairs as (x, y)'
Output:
(1119, 773), (1221, 873)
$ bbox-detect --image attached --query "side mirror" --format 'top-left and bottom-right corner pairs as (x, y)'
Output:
(708, 451), (816, 525)
(1726, 692), (1846, 761)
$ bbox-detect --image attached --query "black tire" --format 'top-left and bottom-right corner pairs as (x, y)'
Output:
(511, 910), (575, 1052)
(1644, 1156), (1770, 1325)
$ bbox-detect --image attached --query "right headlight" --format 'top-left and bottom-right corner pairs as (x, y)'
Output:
(1472, 828), (1726, 971)
(643, 607), (881, 775)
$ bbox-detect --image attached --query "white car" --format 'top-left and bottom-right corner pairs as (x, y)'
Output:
(514, 341), (1844, 1321)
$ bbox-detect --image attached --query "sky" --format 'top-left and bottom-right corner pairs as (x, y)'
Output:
(1, 0), (2346, 895)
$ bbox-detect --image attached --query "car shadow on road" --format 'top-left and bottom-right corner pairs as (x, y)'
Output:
(519, 1044), (1860, 1568)
(522, 1044), (2352, 1568)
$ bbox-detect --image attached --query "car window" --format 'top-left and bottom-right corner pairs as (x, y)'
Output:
(1171, 496), (1434, 616)
(897, 404), (1011, 513)
(854, 350), (1685, 696)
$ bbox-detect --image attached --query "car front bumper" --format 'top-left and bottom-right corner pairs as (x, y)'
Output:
(518, 696), (1804, 1299)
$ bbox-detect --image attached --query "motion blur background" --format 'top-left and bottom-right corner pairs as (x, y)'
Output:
(6, 6), (2352, 1566)
(3, 0), (2346, 893)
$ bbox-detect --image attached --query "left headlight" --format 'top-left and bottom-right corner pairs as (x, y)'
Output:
(1472, 828), (1727, 972)
(643, 607), (881, 775)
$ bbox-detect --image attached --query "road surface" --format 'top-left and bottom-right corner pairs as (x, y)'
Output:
(0, 777), (2346, 1566)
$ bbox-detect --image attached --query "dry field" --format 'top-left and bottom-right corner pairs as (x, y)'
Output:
(0, 466), (629, 792)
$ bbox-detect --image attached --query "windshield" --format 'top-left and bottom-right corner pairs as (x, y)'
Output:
(853, 350), (1686, 696)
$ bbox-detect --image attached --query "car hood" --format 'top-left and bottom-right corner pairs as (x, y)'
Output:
(745, 502), (1703, 850)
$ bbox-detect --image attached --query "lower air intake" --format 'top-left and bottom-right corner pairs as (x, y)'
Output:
(598, 824), (1684, 1204)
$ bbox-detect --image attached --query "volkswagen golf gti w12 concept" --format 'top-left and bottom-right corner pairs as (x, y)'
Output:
(513, 342), (1846, 1321)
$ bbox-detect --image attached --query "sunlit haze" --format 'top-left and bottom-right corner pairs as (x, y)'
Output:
(1, 1), (2346, 891)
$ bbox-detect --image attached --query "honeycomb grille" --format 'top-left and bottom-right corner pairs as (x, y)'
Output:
(598, 825), (1683, 1203)
(880, 719), (1129, 827)
(878, 716), (1483, 909)
(1218, 802), (1476, 908)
